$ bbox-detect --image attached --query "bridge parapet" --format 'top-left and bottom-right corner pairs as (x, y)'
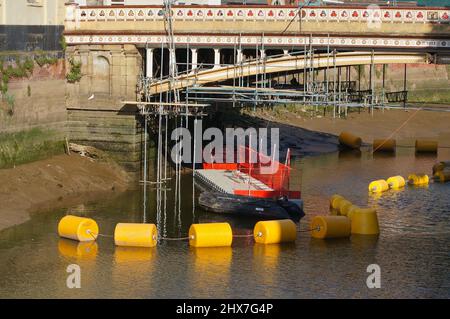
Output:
(67, 5), (450, 26)
(65, 5), (450, 34)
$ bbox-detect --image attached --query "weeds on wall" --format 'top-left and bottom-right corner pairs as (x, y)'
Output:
(5, 94), (15, 116)
(34, 54), (58, 68)
(0, 53), (59, 116)
(0, 57), (34, 95)
(0, 128), (65, 169)
(60, 36), (67, 52)
(66, 58), (82, 83)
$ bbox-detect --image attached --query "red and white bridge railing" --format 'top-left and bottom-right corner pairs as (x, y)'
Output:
(66, 5), (450, 25)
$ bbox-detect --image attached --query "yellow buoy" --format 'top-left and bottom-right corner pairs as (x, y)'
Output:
(432, 161), (450, 175)
(253, 219), (297, 244)
(408, 174), (429, 186)
(311, 216), (351, 239)
(339, 131), (362, 150)
(58, 215), (99, 242)
(330, 194), (345, 212)
(338, 199), (354, 217)
(189, 223), (233, 248)
(330, 208), (339, 216)
(351, 208), (380, 235)
(329, 194), (344, 210)
(387, 175), (406, 189)
(373, 139), (396, 152)
(347, 205), (360, 221)
(415, 140), (438, 153)
(114, 223), (158, 248)
(368, 179), (389, 193)
(436, 169), (450, 183)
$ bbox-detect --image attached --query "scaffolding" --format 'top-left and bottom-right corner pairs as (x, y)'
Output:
(132, 1), (412, 230)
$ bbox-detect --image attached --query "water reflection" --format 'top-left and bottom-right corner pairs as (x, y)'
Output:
(0, 145), (449, 298)
(350, 235), (379, 251)
(338, 148), (362, 159)
(190, 247), (232, 297)
(58, 239), (98, 261)
(114, 246), (156, 264)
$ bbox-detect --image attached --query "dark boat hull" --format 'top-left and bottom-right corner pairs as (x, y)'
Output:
(198, 191), (304, 222)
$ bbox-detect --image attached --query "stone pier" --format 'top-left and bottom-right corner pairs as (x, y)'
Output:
(65, 44), (145, 174)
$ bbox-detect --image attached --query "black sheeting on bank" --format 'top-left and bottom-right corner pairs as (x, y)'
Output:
(0, 25), (64, 52)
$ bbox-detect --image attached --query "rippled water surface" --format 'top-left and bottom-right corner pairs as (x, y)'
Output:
(1, 147), (449, 298)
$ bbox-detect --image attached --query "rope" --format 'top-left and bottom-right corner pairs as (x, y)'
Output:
(372, 107), (422, 153)
(298, 226), (320, 233)
(233, 234), (254, 238)
(160, 236), (190, 241)
(87, 230), (113, 239)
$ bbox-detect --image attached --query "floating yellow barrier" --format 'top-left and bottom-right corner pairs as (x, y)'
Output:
(114, 223), (158, 248)
(330, 194), (345, 213)
(338, 199), (354, 217)
(189, 223), (233, 248)
(373, 139), (396, 152)
(351, 208), (380, 236)
(253, 219), (297, 244)
(339, 131), (362, 150)
(58, 215), (99, 242)
(329, 194), (344, 211)
(415, 140), (438, 153)
(436, 169), (450, 183)
(311, 216), (351, 239)
(368, 179), (389, 193)
(347, 205), (360, 221)
(432, 161), (450, 175)
(408, 174), (429, 186)
(387, 175), (406, 189)
(330, 208), (339, 216)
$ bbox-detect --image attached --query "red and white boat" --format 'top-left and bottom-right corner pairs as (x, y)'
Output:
(195, 146), (304, 221)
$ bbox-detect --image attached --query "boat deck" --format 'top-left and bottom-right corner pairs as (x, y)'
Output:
(194, 169), (273, 194)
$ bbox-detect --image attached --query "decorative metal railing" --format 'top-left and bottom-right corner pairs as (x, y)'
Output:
(66, 5), (450, 25)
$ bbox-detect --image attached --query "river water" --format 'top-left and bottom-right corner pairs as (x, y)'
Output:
(0, 147), (449, 298)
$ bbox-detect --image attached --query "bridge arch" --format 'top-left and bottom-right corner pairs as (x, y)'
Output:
(148, 51), (430, 95)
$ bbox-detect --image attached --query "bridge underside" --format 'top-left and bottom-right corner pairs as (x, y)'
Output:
(148, 51), (430, 95)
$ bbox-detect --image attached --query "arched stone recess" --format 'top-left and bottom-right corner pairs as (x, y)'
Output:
(92, 54), (111, 95)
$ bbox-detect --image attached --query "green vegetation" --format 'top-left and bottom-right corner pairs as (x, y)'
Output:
(0, 53), (59, 113)
(5, 94), (15, 116)
(60, 36), (67, 52)
(66, 58), (82, 83)
(0, 128), (65, 169)
(0, 57), (35, 95)
(34, 53), (58, 67)
(408, 89), (450, 104)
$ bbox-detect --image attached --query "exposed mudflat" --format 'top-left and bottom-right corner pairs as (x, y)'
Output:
(0, 154), (131, 231)
(244, 107), (450, 151)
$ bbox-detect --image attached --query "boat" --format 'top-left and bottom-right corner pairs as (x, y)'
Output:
(198, 191), (304, 222)
(195, 146), (304, 222)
